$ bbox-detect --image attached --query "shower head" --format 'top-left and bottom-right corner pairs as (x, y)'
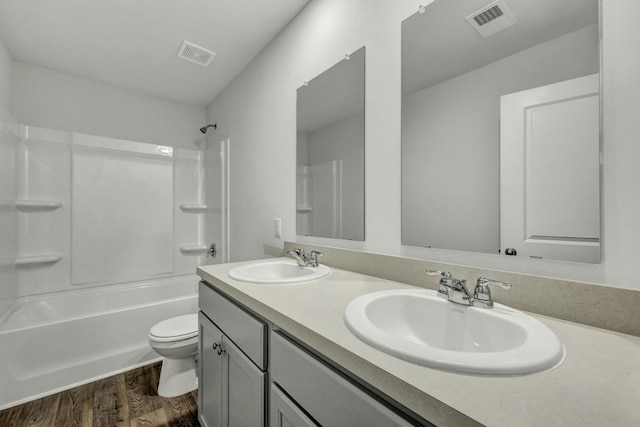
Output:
(200, 124), (217, 134)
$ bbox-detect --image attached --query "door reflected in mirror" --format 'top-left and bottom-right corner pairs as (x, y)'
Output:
(401, 0), (600, 263)
(297, 47), (365, 241)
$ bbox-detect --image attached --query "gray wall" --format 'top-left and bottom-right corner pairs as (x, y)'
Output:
(12, 61), (205, 149)
(306, 113), (365, 241)
(0, 38), (11, 112)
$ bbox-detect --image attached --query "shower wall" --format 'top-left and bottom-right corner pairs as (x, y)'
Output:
(0, 109), (17, 309)
(0, 38), (16, 309)
(12, 124), (206, 299)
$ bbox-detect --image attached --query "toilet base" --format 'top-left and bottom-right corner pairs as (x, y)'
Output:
(157, 356), (198, 397)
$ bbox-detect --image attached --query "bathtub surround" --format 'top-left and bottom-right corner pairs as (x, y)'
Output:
(284, 242), (640, 337)
(0, 124), (207, 409)
(0, 110), (17, 309)
(8, 125), (206, 297)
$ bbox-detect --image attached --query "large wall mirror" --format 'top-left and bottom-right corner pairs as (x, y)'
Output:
(297, 47), (365, 241)
(401, 0), (600, 263)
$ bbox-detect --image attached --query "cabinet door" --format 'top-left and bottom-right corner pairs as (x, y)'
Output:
(270, 384), (318, 427)
(224, 336), (266, 427)
(199, 313), (225, 427)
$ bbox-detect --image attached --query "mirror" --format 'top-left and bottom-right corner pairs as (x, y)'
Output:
(297, 47), (365, 241)
(401, 0), (600, 263)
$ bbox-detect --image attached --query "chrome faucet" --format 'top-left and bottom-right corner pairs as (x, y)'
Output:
(286, 248), (323, 267)
(426, 270), (511, 308)
(426, 270), (473, 305)
(306, 250), (322, 267)
(473, 277), (512, 308)
(287, 248), (307, 266)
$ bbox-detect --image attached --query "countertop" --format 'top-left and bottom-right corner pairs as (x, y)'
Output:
(197, 258), (640, 426)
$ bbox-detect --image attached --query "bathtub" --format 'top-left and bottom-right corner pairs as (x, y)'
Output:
(0, 274), (199, 410)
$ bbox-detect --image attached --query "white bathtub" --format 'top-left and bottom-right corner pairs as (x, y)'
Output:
(0, 274), (199, 410)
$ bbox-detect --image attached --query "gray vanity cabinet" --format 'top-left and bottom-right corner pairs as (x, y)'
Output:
(198, 282), (267, 427)
(199, 280), (424, 427)
(199, 314), (225, 427)
(270, 383), (318, 427)
(271, 331), (414, 427)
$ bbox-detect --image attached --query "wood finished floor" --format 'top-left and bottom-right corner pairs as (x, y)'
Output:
(0, 362), (199, 427)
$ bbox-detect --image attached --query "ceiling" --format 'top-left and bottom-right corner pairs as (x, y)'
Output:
(0, 0), (309, 107)
(402, 0), (598, 96)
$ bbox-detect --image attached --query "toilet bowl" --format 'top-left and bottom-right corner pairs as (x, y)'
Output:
(148, 313), (199, 397)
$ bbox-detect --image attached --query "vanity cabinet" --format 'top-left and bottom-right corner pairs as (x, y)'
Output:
(199, 279), (424, 427)
(270, 383), (318, 427)
(270, 331), (416, 427)
(198, 282), (267, 427)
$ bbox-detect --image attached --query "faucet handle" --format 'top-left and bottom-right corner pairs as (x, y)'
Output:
(308, 250), (322, 267)
(287, 248), (308, 266)
(473, 277), (512, 308)
(426, 269), (452, 278)
(427, 270), (456, 297)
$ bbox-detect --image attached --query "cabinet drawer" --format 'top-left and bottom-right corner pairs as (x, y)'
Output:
(271, 332), (415, 427)
(199, 281), (266, 370)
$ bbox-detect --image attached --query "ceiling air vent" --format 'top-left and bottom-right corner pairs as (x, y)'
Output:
(466, 0), (518, 38)
(177, 41), (216, 67)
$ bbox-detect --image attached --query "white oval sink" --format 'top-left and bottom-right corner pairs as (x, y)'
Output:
(344, 289), (564, 375)
(228, 260), (331, 284)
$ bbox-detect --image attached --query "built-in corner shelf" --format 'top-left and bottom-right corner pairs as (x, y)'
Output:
(296, 206), (312, 213)
(179, 245), (208, 255)
(16, 253), (64, 267)
(16, 200), (64, 211)
(179, 204), (207, 213)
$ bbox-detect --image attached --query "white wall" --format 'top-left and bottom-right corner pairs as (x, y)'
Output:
(206, 0), (640, 291)
(12, 62), (206, 149)
(207, 0), (417, 261)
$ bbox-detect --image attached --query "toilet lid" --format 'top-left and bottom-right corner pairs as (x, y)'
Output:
(149, 314), (198, 342)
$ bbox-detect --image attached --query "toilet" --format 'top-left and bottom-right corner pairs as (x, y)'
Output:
(148, 313), (199, 397)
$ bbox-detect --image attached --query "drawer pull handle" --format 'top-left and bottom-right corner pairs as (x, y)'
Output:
(217, 345), (226, 356)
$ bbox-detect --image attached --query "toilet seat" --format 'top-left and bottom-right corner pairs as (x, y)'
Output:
(149, 314), (198, 343)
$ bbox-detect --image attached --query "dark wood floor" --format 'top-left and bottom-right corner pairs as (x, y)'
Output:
(0, 362), (199, 427)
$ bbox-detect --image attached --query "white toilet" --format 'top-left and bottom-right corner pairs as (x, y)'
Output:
(148, 313), (199, 397)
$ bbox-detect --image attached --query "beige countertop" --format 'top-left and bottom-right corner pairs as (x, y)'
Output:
(198, 258), (640, 427)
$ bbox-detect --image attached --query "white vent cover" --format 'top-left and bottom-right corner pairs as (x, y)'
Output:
(466, 0), (518, 38)
(177, 41), (216, 67)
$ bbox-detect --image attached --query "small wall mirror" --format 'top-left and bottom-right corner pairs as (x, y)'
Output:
(297, 47), (365, 241)
(401, 0), (600, 263)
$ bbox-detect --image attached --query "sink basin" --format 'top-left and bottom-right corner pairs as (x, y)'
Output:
(344, 289), (564, 375)
(228, 260), (331, 284)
